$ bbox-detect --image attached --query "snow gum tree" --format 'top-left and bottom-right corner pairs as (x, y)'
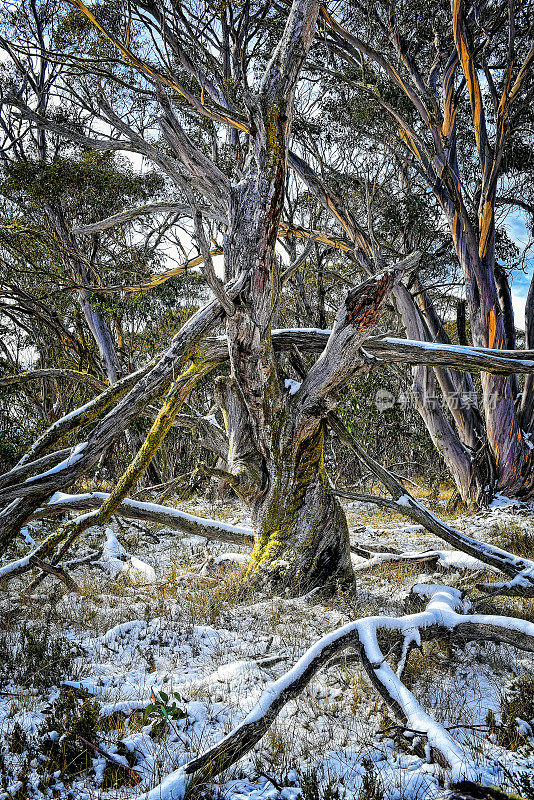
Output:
(316, 0), (534, 505)
(3, 0), (534, 599)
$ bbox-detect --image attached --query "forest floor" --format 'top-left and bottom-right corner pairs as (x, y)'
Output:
(2, 490), (534, 800)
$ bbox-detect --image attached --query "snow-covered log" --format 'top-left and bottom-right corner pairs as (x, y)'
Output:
(0, 494), (252, 582)
(32, 491), (254, 546)
(135, 584), (534, 799)
(0, 448), (72, 492)
(366, 337), (534, 375)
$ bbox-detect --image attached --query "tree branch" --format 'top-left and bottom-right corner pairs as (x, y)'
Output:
(135, 584), (534, 799)
(71, 203), (225, 235)
(31, 492), (254, 546)
(0, 368), (106, 391)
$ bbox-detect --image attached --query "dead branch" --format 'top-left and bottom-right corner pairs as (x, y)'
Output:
(134, 584), (534, 799)
(71, 202), (225, 235)
(0, 369), (106, 391)
(27, 555), (81, 594)
(350, 546), (440, 570)
(31, 491), (254, 546)
(0, 449), (72, 492)
(201, 329), (534, 376)
(76, 735), (142, 785)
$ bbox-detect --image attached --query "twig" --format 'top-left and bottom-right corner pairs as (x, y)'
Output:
(76, 735), (142, 784)
(28, 556), (82, 594)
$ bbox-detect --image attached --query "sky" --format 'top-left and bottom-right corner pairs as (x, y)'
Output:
(505, 210), (534, 330)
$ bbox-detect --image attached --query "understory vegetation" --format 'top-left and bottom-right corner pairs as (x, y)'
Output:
(1, 0), (534, 797)
(2, 495), (534, 799)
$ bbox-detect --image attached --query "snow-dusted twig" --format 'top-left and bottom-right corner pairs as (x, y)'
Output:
(135, 584), (534, 799)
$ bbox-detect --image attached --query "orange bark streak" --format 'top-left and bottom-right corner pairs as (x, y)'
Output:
(479, 202), (493, 260)
(488, 306), (497, 349)
(452, 0), (484, 152)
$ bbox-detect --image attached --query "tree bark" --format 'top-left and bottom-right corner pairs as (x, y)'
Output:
(394, 285), (484, 505)
(248, 416), (353, 593)
(520, 268), (534, 433)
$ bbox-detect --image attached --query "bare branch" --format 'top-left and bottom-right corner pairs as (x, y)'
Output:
(136, 585), (534, 798)
(71, 203), (225, 235)
(0, 368), (106, 391)
(193, 209), (235, 316)
(68, 0), (249, 132)
(31, 492), (254, 547)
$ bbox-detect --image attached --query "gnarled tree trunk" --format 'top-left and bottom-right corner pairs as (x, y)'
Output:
(249, 418), (352, 592)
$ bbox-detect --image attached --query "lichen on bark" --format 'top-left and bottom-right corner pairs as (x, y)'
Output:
(247, 417), (353, 594)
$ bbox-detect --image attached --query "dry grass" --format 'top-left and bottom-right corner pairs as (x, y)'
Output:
(489, 520), (534, 559)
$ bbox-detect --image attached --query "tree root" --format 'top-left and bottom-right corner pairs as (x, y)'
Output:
(135, 583), (534, 799)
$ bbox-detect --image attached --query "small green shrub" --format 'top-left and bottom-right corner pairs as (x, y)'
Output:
(40, 687), (102, 775)
(145, 689), (187, 740)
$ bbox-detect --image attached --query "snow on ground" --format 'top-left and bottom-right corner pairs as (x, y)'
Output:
(1, 497), (534, 799)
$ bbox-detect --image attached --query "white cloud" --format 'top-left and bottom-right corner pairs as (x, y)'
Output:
(512, 291), (527, 330)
